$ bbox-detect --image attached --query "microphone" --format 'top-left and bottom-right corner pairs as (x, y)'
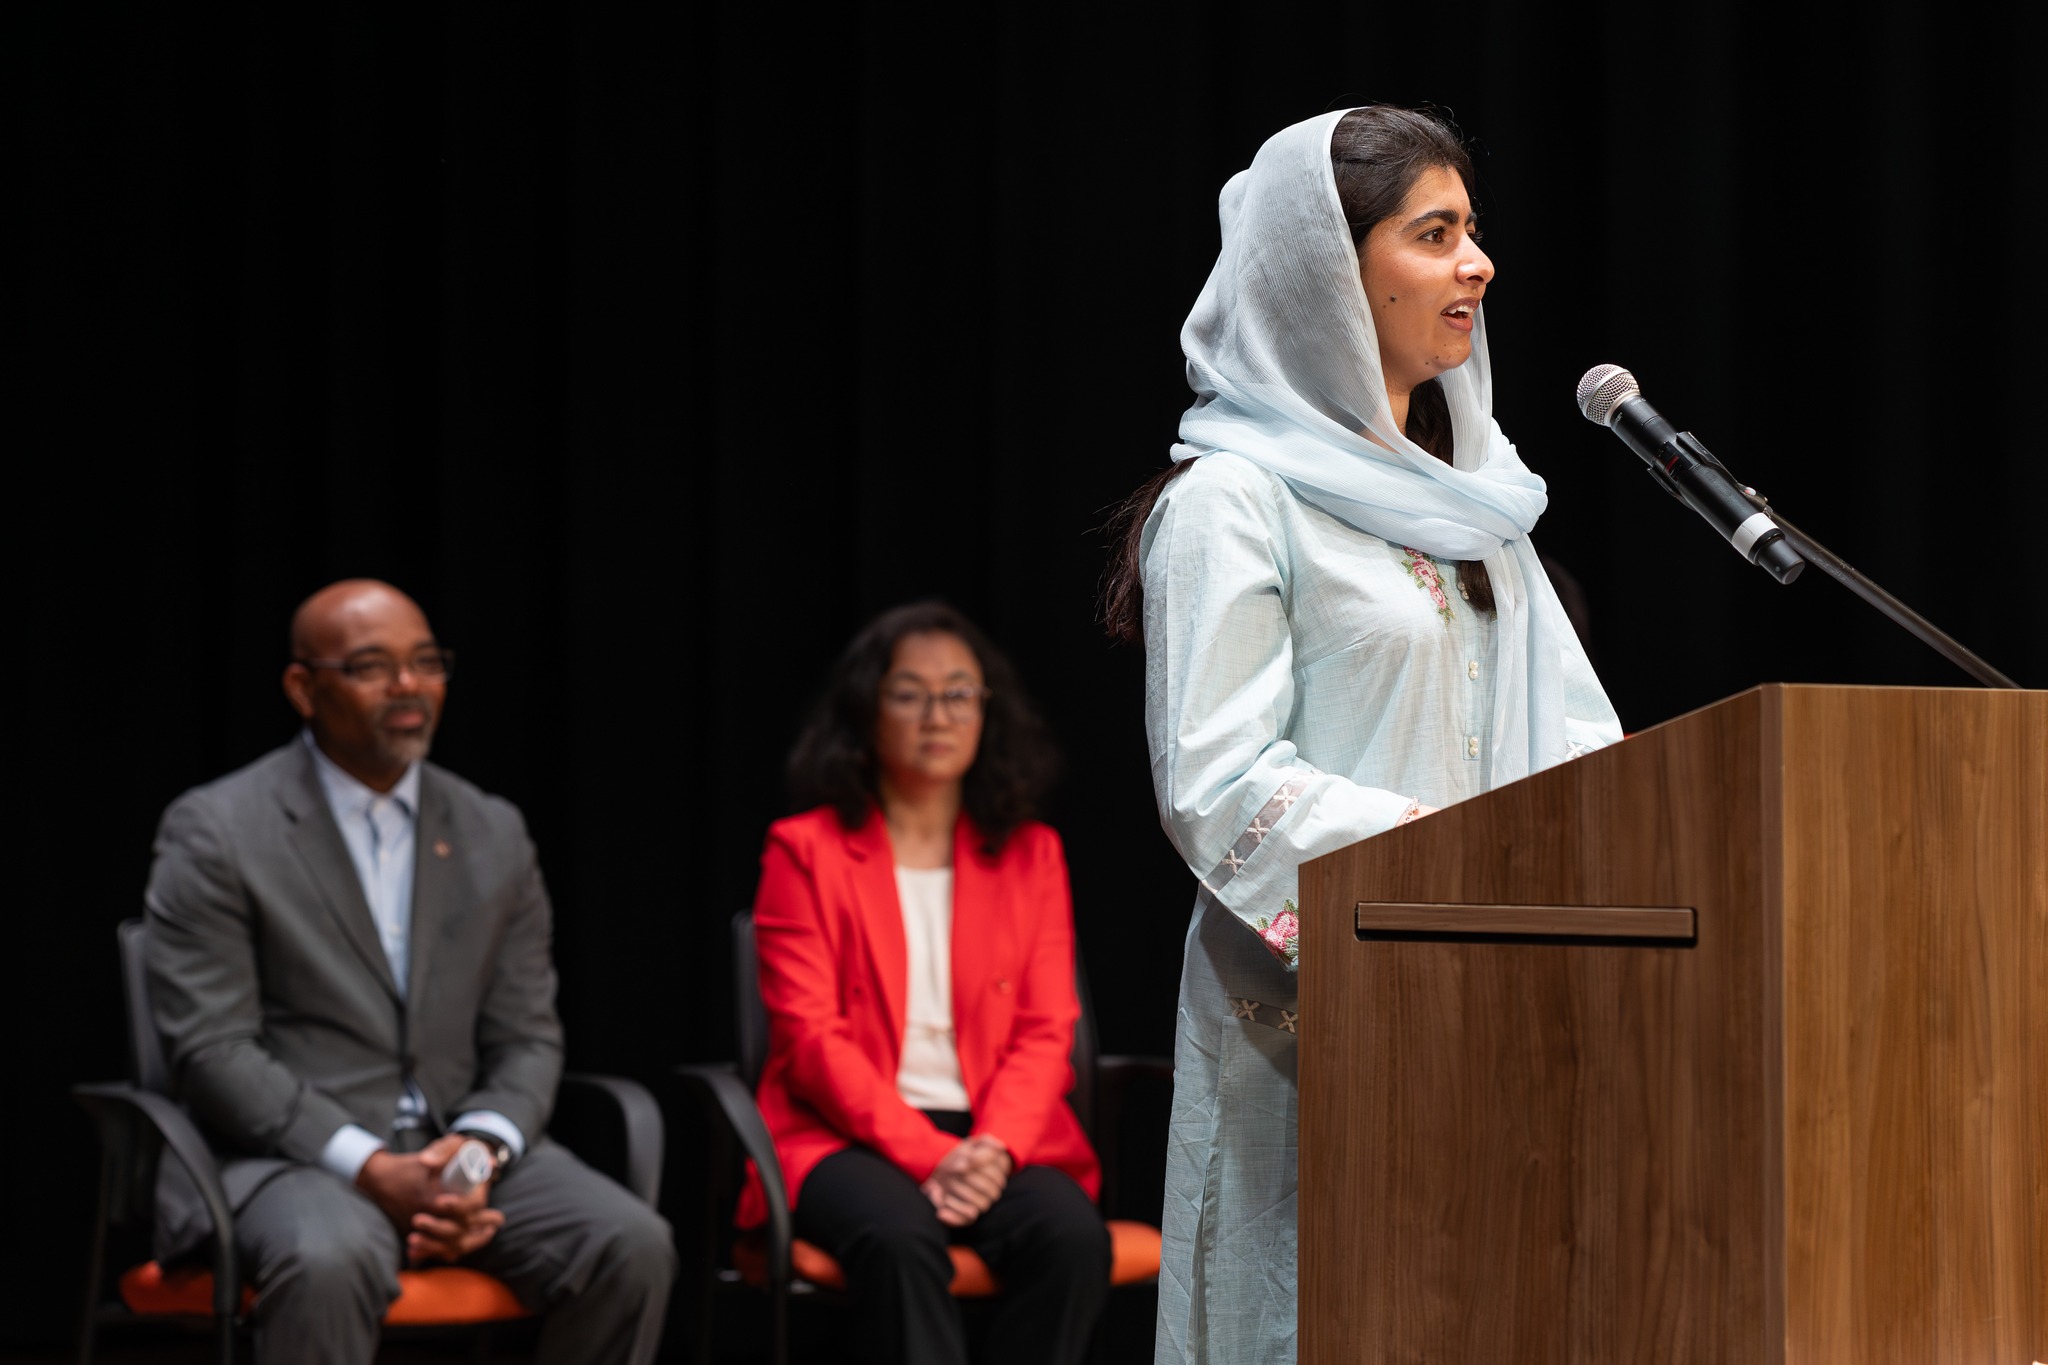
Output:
(1576, 364), (1804, 584)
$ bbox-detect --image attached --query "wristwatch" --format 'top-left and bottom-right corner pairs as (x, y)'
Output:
(453, 1129), (515, 1177)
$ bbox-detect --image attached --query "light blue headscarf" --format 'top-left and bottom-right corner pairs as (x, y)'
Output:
(1174, 108), (1574, 781)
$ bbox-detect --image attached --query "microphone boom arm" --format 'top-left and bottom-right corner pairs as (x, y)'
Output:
(1739, 492), (2021, 689)
(1577, 363), (2020, 687)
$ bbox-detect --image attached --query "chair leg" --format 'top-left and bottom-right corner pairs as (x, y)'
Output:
(769, 1275), (788, 1365)
(76, 1152), (115, 1365)
(74, 1271), (103, 1365)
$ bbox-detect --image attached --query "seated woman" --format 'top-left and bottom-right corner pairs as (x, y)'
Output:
(740, 602), (1110, 1365)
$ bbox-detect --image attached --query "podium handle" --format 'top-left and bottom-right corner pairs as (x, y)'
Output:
(1355, 903), (1696, 942)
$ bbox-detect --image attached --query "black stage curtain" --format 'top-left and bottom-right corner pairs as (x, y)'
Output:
(13, 2), (2041, 1348)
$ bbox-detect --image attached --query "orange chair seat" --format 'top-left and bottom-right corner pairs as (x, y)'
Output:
(118, 1260), (532, 1325)
(733, 1218), (1161, 1297)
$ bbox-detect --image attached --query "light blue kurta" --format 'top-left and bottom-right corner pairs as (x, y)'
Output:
(1143, 452), (1620, 1365)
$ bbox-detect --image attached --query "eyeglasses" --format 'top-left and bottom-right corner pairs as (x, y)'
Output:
(295, 648), (455, 685)
(880, 684), (989, 720)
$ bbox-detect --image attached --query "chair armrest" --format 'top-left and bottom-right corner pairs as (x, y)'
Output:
(675, 1063), (791, 1288)
(1091, 1054), (1174, 1225)
(558, 1072), (665, 1206)
(1097, 1054), (1173, 1084)
(73, 1081), (240, 1320)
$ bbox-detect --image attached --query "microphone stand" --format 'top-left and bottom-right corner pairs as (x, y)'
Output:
(1741, 491), (2021, 690)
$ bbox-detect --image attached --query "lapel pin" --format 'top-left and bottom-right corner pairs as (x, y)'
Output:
(434, 840), (452, 859)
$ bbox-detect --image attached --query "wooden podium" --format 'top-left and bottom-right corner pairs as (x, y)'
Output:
(1298, 685), (2045, 1365)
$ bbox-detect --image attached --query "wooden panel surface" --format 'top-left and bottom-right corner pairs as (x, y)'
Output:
(1775, 686), (2046, 1365)
(1300, 688), (1779, 1365)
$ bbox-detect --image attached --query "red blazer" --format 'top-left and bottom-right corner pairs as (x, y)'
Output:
(736, 805), (1100, 1228)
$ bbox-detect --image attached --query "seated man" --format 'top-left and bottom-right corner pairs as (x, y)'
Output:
(144, 578), (675, 1365)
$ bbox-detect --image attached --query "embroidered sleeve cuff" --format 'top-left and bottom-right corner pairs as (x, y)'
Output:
(320, 1124), (386, 1183)
(1201, 776), (1310, 895)
(449, 1110), (527, 1161)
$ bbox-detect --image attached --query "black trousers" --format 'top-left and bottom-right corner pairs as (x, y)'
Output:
(793, 1112), (1110, 1365)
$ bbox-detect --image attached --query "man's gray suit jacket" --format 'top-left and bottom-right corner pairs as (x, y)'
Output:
(143, 740), (564, 1258)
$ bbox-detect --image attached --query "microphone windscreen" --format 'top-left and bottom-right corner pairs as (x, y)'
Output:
(1576, 364), (1640, 427)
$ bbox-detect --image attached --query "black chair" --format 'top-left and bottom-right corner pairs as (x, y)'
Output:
(679, 911), (1170, 1365)
(73, 917), (666, 1364)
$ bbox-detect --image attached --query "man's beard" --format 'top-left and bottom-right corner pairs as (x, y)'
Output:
(371, 700), (437, 770)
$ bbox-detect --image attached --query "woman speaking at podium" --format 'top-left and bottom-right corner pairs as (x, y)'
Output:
(1103, 106), (1623, 1365)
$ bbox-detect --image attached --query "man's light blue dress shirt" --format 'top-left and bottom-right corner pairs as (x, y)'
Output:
(304, 733), (527, 1180)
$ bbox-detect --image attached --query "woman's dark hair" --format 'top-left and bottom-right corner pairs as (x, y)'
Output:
(1103, 105), (1492, 642)
(1329, 105), (1474, 249)
(788, 601), (1059, 851)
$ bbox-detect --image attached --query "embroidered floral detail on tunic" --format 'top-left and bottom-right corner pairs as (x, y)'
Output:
(1253, 901), (1301, 968)
(1400, 547), (1454, 625)
(1202, 776), (1310, 896)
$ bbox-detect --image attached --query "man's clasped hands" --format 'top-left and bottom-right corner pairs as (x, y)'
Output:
(356, 1132), (505, 1264)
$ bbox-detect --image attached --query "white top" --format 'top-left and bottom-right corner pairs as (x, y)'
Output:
(893, 865), (970, 1111)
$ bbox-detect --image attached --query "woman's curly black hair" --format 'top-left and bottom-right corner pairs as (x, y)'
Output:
(788, 601), (1059, 852)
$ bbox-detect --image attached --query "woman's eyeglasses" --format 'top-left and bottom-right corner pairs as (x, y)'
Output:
(880, 684), (989, 720)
